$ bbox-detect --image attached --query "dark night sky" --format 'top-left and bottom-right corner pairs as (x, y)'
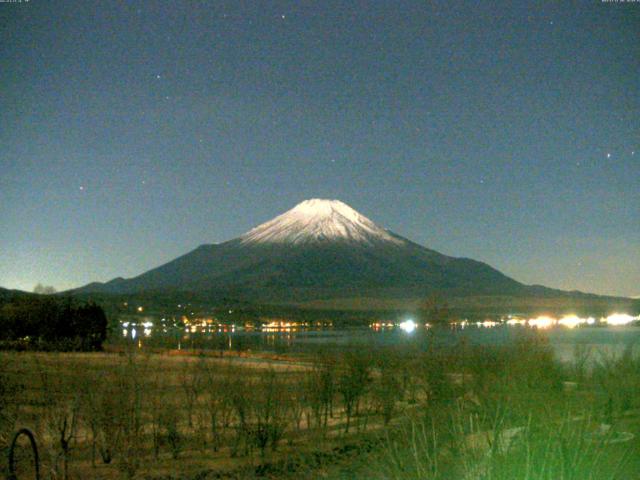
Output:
(1, 1), (638, 296)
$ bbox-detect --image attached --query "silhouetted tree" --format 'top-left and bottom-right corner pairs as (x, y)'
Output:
(33, 284), (57, 295)
(0, 297), (107, 351)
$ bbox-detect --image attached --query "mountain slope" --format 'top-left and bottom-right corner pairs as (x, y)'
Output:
(73, 199), (537, 301)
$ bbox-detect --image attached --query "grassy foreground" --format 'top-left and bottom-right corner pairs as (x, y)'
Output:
(1, 332), (639, 479)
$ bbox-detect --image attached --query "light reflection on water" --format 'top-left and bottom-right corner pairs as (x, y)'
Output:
(116, 312), (639, 355)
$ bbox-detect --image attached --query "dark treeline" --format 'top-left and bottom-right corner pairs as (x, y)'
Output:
(0, 295), (107, 351)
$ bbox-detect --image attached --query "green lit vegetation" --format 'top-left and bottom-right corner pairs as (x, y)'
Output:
(1, 333), (639, 479)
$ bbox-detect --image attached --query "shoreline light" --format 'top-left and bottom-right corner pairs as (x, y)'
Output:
(399, 319), (417, 333)
(527, 316), (555, 329)
(506, 318), (526, 326)
(604, 313), (639, 326)
(476, 320), (499, 328)
(557, 315), (580, 328)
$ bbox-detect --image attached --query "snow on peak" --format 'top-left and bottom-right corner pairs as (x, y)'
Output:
(240, 199), (404, 245)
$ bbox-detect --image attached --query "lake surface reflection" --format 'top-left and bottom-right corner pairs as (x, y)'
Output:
(117, 319), (640, 361)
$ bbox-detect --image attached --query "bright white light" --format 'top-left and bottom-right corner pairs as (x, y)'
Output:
(399, 319), (417, 333)
(143, 328), (152, 337)
(528, 316), (555, 329)
(604, 313), (639, 326)
(131, 328), (137, 339)
(558, 315), (586, 329)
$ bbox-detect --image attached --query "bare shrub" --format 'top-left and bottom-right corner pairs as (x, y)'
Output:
(372, 354), (404, 425)
(113, 354), (145, 480)
(417, 349), (455, 406)
(249, 369), (290, 456)
(306, 354), (336, 433)
(38, 361), (82, 480)
(179, 356), (205, 429)
(160, 407), (183, 459)
(337, 350), (371, 433)
(224, 366), (253, 457)
(203, 361), (234, 452)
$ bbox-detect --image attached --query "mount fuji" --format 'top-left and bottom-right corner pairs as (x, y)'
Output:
(76, 199), (538, 302)
(239, 199), (405, 246)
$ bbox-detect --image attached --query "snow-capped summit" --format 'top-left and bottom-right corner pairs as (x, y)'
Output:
(240, 198), (405, 245)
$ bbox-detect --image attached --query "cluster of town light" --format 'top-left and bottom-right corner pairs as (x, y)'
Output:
(262, 321), (308, 332)
(518, 313), (638, 329)
(121, 311), (638, 339)
(375, 312), (639, 333)
(120, 317), (335, 338)
(489, 313), (638, 329)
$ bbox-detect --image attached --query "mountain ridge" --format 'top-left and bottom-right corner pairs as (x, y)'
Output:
(72, 199), (629, 305)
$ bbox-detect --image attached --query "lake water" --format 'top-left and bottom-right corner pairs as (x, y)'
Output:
(119, 322), (640, 362)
